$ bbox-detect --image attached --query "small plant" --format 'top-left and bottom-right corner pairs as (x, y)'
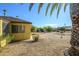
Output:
(0, 33), (14, 47)
(6, 34), (14, 44)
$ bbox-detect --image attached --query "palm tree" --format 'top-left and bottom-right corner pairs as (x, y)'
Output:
(16, 16), (19, 18)
(29, 3), (79, 56)
(3, 9), (7, 16)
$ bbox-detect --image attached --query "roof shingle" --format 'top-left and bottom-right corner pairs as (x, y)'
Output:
(0, 16), (32, 24)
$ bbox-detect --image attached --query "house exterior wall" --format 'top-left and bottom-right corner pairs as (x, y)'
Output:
(0, 18), (32, 47)
(10, 22), (32, 40)
(0, 19), (8, 47)
(2, 20), (10, 36)
(0, 20), (2, 36)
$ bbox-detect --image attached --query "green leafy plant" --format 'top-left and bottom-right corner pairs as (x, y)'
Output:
(5, 34), (14, 44)
(0, 33), (14, 47)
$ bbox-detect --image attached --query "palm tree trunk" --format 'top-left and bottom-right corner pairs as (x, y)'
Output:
(66, 3), (79, 56)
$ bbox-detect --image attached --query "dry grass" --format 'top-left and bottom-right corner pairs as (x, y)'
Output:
(0, 32), (71, 56)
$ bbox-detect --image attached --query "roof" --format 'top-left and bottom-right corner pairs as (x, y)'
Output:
(0, 16), (32, 24)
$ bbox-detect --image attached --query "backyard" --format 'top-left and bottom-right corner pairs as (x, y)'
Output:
(0, 32), (71, 56)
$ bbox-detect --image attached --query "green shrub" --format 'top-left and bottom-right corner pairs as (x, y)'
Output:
(0, 33), (14, 44)
(6, 34), (14, 44)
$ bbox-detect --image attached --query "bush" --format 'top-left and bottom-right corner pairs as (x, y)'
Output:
(6, 34), (14, 44)
(57, 27), (66, 33)
(31, 25), (54, 32)
(0, 34), (14, 48)
(31, 26), (37, 32)
(37, 28), (44, 32)
(43, 26), (53, 32)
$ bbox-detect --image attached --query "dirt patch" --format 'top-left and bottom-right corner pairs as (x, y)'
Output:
(0, 32), (71, 56)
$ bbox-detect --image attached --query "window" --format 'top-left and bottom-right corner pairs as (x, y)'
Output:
(12, 25), (18, 33)
(18, 25), (25, 33)
(2, 22), (10, 36)
(12, 25), (25, 33)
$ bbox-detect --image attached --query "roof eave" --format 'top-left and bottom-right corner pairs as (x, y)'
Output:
(11, 21), (32, 24)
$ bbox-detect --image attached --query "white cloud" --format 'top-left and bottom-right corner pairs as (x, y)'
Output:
(43, 24), (58, 28)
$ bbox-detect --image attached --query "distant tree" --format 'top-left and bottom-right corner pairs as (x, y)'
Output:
(32, 26), (54, 32)
(58, 27), (65, 33)
(36, 28), (40, 32)
(31, 26), (37, 32)
(36, 27), (44, 32)
(57, 27), (66, 38)
(39, 27), (44, 32)
(43, 27), (48, 32)
(46, 26), (53, 32)
(43, 26), (53, 32)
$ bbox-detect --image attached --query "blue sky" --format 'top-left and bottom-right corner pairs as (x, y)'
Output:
(0, 3), (72, 27)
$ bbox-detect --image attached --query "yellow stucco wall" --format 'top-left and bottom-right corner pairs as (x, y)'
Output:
(0, 20), (2, 36)
(0, 19), (7, 47)
(10, 23), (32, 40)
(0, 19), (32, 47)
(0, 19), (32, 40)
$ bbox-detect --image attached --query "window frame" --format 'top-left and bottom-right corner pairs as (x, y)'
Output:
(11, 25), (25, 33)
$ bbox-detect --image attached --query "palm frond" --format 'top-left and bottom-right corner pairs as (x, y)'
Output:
(28, 3), (68, 18)
(57, 4), (62, 18)
(64, 3), (68, 12)
(29, 3), (34, 11)
(38, 3), (43, 14)
(45, 3), (51, 16)
(50, 3), (58, 16)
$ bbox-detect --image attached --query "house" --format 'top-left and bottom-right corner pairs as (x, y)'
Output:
(0, 16), (32, 41)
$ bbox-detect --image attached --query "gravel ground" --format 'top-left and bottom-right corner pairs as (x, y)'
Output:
(0, 32), (71, 56)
